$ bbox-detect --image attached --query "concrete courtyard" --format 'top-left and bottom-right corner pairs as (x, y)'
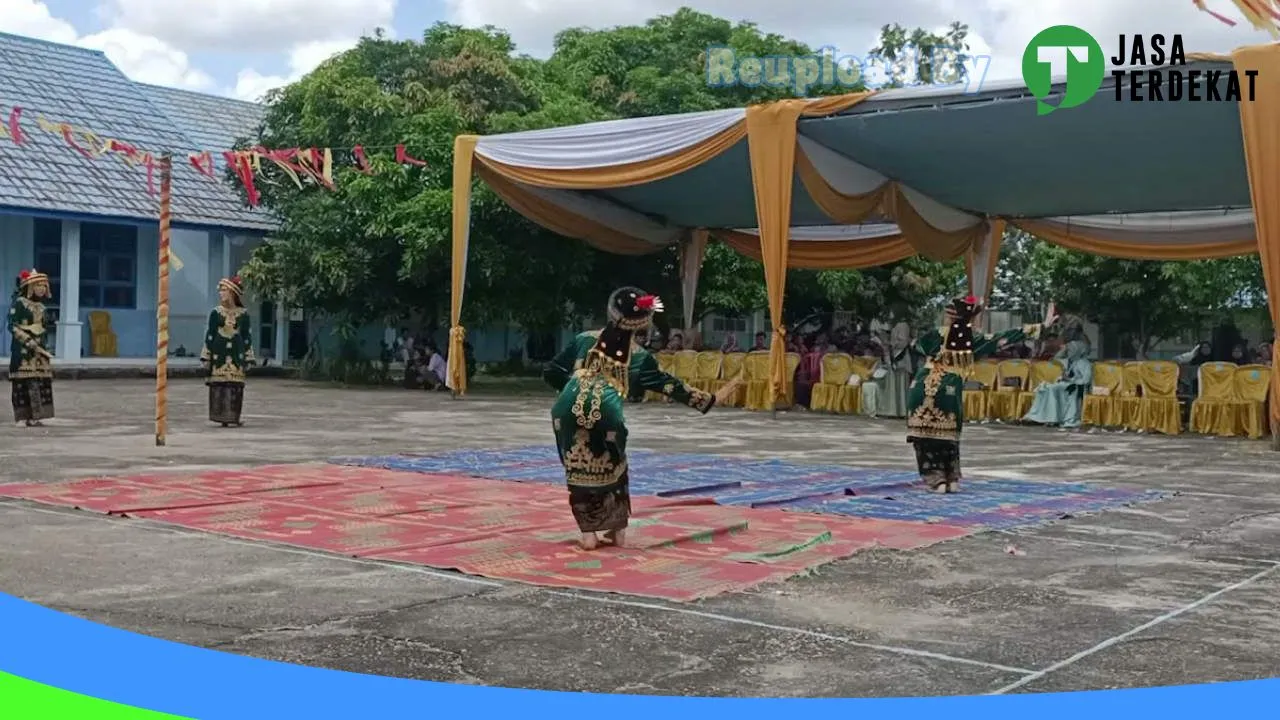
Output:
(1, 378), (1278, 697)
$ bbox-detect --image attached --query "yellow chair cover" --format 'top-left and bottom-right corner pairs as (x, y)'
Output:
(717, 352), (747, 407)
(1230, 364), (1272, 439)
(1120, 362), (1145, 430)
(1016, 360), (1066, 418)
(783, 352), (801, 408)
(88, 310), (119, 357)
(692, 351), (724, 393)
(672, 350), (698, 382)
(1081, 362), (1124, 427)
(647, 352), (677, 402)
(962, 360), (999, 423)
(1137, 360), (1182, 435)
(1189, 362), (1238, 436)
(811, 353), (855, 414)
(743, 351), (773, 411)
(988, 359), (1031, 422)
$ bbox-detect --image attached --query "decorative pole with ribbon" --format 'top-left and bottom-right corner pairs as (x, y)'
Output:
(155, 154), (172, 447)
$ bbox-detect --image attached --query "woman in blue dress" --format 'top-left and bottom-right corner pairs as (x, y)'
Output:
(1023, 317), (1093, 429)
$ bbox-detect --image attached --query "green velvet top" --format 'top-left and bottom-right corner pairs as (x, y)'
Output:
(7, 296), (53, 380)
(200, 305), (255, 383)
(906, 325), (1040, 442)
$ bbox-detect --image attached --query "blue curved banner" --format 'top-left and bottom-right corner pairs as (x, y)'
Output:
(0, 591), (1273, 718)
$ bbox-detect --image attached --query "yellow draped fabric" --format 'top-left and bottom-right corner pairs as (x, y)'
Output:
(989, 359), (1031, 422)
(672, 350), (698, 381)
(1233, 44), (1280, 439)
(1137, 361), (1182, 435)
(1082, 362), (1124, 428)
(962, 360), (999, 423)
(1190, 362), (1239, 436)
(811, 353), (856, 414)
(716, 352), (748, 406)
(692, 351), (724, 393)
(715, 230), (914, 270)
(448, 135), (476, 394)
(1120, 362), (1145, 430)
(1231, 364), (1272, 439)
(745, 92), (875, 408)
(1014, 219), (1255, 260)
(743, 350), (773, 410)
(793, 147), (890, 224)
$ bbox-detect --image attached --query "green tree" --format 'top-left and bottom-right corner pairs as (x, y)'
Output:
(867, 22), (972, 88)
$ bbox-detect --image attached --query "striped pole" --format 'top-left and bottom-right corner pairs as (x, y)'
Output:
(155, 154), (172, 447)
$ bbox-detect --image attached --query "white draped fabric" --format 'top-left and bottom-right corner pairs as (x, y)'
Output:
(1034, 209), (1256, 244)
(731, 223), (903, 240)
(795, 135), (983, 233)
(519, 182), (685, 247)
(473, 109), (745, 169)
(970, 224), (1002, 301)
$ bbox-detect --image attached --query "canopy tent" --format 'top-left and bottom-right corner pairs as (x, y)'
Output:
(448, 44), (1280, 437)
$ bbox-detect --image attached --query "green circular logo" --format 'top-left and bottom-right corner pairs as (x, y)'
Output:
(1022, 25), (1105, 115)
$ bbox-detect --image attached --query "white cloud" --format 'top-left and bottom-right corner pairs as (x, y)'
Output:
(0, 0), (212, 90)
(231, 38), (363, 102)
(101, 0), (395, 52)
(446, 0), (1275, 86)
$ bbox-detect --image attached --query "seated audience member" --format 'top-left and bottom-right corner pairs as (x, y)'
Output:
(1229, 342), (1253, 365)
(721, 333), (740, 353)
(424, 345), (448, 390)
(1023, 318), (1093, 429)
(1257, 340), (1273, 366)
(750, 331), (768, 351)
(666, 332), (684, 351)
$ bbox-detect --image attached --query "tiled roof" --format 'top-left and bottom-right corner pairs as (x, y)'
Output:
(0, 32), (276, 232)
(137, 83), (266, 152)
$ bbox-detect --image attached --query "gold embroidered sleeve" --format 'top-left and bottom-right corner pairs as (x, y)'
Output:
(634, 353), (715, 414)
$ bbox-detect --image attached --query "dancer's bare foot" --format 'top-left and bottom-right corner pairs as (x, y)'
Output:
(946, 481), (960, 494)
(927, 483), (948, 494)
(604, 529), (627, 548)
(580, 532), (599, 550)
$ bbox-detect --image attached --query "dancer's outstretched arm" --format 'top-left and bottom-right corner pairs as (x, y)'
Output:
(633, 353), (718, 413)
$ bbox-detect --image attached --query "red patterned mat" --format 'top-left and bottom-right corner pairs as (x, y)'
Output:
(129, 501), (495, 554)
(0, 478), (238, 515)
(0, 463), (972, 601)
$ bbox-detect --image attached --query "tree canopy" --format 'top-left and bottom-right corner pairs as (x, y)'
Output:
(237, 9), (1267, 354)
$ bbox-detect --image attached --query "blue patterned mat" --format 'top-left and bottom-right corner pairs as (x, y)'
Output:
(329, 448), (1169, 530)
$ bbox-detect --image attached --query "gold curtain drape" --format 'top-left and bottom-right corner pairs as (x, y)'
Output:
(716, 230), (914, 269)
(1015, 219), (1256, 260)
(1233, 43), (1280, 437)
(746, 91), (875, 407)
(448, 135), (477, 394)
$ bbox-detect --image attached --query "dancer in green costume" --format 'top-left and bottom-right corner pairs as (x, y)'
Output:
(544, 287), (744, 550)
(7, 269), (55, 426)
(200, 276), (255, 427)
(906, 296), (1054, 493)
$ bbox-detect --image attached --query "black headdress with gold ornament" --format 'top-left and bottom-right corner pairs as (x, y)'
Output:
(580, 286), (665, 397)
(936, 295), (982, 370)
(16, 269), (49, 299)
(218, 275), (245, 307)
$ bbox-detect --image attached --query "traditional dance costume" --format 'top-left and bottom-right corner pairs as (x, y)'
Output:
(7, 269), (55, 425)
(544, 287), (717, 539)
(906, 296), (1042, 493)
(200, 276), (254, 426)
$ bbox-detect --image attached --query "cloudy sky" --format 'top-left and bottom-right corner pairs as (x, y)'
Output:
(2, 0), (1273, 101)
